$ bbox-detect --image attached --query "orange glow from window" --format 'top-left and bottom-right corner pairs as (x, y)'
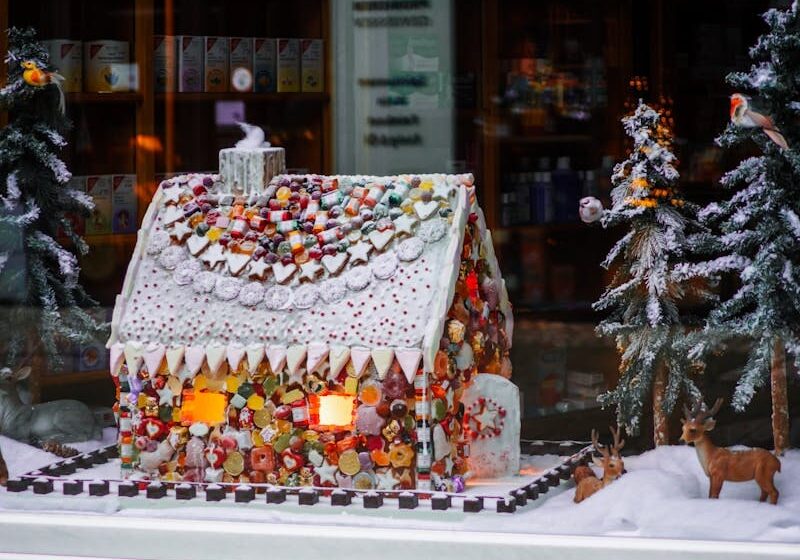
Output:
(308, 393), (355, 431)
(181, 391), (226, 424)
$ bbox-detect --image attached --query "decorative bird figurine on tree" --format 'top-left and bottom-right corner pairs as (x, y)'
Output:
(21, 60), (65, 113)
(730, 93), (787, 149)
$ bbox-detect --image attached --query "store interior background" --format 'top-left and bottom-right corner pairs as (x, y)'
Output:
(2, 0), (796, 450)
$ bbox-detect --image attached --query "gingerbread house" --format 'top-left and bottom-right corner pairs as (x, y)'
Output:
(107, 156), (515, 491)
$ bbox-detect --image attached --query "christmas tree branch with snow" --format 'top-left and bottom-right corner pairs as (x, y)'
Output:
(593, 101), (707, 444)
(0, 28), (104, 370)
(679, 3), (800, 454)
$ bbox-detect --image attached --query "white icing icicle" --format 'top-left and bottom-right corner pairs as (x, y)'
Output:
(144, 343), (166, 376)
(371, 348), (395, 380)
(166, 345), (186, 376)
(246, 343), (265, 374)
(124, 341), (144, 375)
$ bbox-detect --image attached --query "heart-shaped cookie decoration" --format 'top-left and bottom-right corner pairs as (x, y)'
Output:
(414, 200), (439, 221)
(322, 252), (348, 275)
(162, 205), (184, 226)
(186, 234), (210, 256)
(227, 252), (251, 276)
(368, 229), (395, 252)
(272, 262), (297, 284)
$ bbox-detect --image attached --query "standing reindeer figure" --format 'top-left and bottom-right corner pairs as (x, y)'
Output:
(574, 426), (626, 503)
(0, 366), (100, 445)
(681, 398), (781, 504)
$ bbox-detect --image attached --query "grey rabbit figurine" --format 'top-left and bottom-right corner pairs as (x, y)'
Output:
(0, 366), (101, 444)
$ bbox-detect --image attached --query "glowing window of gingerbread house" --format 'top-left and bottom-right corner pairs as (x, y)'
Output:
(309, 393), (355, 431)
(180, 391), (227, 425)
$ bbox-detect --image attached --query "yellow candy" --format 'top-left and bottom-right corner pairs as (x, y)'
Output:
(276, 186), (291, 201)
(137, 393), (149, 408)
(419, 180), (433, 191)
(409, 188), (422, 201)
(194, 374), (207, 391)
(207, 227), (222, 242)
(253, 408), (271, 428)
(252, 430), (265, 447)
(281, 388), (304, 404)
(225, 376), (241, 393)
(276, 419), (292, 433)
(172, 407), (182, 422)
(247, 394), (265, 410)
(344, 376), (359, 395)
(400, 199), (414, 214)
(302, 430), (319, 442)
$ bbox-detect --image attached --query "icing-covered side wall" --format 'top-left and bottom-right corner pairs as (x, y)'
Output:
(426, 201), (514, 490)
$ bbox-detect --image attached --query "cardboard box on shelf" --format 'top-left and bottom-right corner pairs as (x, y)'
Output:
(111, 174), (137, 234)
(177, 36), (203, 92)
(154, 35), (177, 92)
(300, 39), (323, 92)
(204, 36), (229, 92)
(276, 38), (300, 93)
(85, 175), (112, 235)
(43, 40), (82, 92)
(84, 40), (130, 92)
(74, 308), (111, 372)
(253, 38), (277, 93)
(229, 37), (254, 92)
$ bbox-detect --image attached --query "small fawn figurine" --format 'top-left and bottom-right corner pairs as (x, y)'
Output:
(681, 397), (781, 504)
(0, 366), (101, 445)
(574, 426), (626, 503)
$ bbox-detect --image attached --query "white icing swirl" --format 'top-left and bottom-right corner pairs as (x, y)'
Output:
(264, 286), (293, 310)
(372, 251), (398, 280)
(346, 265), (372, 291)
(238, 282), (265, 307)
(293, 284), (320, 309)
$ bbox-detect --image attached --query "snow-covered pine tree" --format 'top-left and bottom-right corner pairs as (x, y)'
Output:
(594, 101), (703, 444)
(0, 28), (103, 369)
(683, 3), (800, 455)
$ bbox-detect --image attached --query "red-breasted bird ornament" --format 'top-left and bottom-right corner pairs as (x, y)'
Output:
(730, 93), (788, 149)
(21, 60), (65, 113)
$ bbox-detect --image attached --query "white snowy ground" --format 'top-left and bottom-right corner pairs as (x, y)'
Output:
(1, 431), (799, 544)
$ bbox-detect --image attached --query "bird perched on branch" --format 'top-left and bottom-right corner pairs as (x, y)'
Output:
(730, 93), (788, 149)
(21, 60), (65, 113)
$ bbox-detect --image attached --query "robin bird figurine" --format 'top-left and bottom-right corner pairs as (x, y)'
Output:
(21, 60), (65, 113)
(730, 93), (788, 149)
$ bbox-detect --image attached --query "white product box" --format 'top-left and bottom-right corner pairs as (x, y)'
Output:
(177, 36), (203, 92)
(44, 39), (82, 92)
(85, 175), (112, 235)
(204, 36), (229, 92)
(84, 40), (130, 92)
(253, 38), (277, 93)
(301, 39), (323, 92)
(229, 37), (253, 92)
(276, 38), (300, 93)
(154, 35), (177, 92)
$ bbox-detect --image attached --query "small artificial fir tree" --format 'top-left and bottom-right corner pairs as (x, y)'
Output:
(595, 101), (704, 444)
(681, 3), (800, 454)
(0, 28), (103, 369)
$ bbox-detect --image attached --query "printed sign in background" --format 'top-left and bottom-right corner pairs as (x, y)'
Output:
(333, 0), (454, 174)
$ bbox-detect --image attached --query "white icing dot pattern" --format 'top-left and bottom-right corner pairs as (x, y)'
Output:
(293, 284), (319, 309)
(264, 286), (293, 311)
(417, 219), (447, 243)
(214, 277), (242, 301)
(397, 237), (424, 262)
(320, 278), (346, 303)
(238, 282), (265, 307)
(147, 231), (171, 255)
(345, 265), (372, 291)
(372, 251), (398, 280)
(192, 271), (216, 293)
(159, 246), (186, 270)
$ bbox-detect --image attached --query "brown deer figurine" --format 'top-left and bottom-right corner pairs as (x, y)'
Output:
(681, 398), (781, 504)
(574, 426), (626, 503)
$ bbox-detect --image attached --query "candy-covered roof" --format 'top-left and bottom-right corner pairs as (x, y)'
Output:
(108, 172), (511, 373)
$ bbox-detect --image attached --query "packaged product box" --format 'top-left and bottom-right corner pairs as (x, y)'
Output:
(253, 38), (277, 93)
(154, 35), (177, 92)
(59, 175), (86, 237)
(204, 36), (229, 92)
(111, 174), (138, 234)
(84, 40), (130, 92)
(229, 37), (254, 92)
(43, 39), (82, 92)
(276, 38), (300, 92)
(300, 39), (323, 92)
(85, 175), (112, 235)
(177, 36), (203, 92)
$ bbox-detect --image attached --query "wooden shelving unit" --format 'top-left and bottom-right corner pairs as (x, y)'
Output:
(1, 0), (332, 402)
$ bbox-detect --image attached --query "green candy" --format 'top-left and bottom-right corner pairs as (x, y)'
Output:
(237, 382), (255, 399)
(432, 398), (447, 422)
(262, 376), (279, 397)
(273, 433), (291, 453)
